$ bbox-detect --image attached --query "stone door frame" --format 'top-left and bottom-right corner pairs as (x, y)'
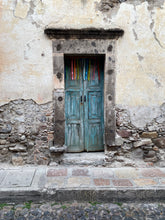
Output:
(44, 28), (124, 151)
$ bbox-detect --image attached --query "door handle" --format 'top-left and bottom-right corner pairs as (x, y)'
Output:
(84, 95), (86, 102)
(80, 96), (83, 104)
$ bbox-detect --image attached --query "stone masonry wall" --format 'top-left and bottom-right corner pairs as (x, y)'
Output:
(0, 100), (54, 165)
(0, 99), (165, 167)
(105, 103), (165, 167)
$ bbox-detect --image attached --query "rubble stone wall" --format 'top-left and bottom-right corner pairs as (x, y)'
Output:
(105, 104), (165, 167)
(1, 98), (165, 167)
(0, 100), (54, 165)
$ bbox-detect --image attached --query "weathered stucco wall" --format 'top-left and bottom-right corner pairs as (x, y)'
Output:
(0, 0), (165, 165)
(115, 1), (165, 107)
(0, 0), (165, 106)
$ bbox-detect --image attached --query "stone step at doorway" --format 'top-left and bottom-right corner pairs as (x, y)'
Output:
(58, 152), (106, 166)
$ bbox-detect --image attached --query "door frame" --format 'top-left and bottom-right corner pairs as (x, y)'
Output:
(44, 28), (124, 152)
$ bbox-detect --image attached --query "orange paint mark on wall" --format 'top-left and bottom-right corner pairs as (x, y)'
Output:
(22, 65), (42, 77)
(0, 44), (18, 74)
(37, 95), (43, 103)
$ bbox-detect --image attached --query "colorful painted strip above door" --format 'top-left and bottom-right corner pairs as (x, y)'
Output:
(65, 57), (103, 81)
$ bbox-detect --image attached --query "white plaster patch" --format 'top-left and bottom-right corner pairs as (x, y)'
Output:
(14, 0), (30, 19)
(129, 106), (161, 129)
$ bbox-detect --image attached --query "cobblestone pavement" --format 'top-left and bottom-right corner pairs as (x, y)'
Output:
(1, 202), (165, 220)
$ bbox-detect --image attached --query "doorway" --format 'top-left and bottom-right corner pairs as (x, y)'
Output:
(65, 55), (104, 152)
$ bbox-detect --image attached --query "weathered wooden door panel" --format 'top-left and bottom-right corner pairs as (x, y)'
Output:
(85, 91), (103, 151)
(84, 60), (104, 151)
(86, 123), (103, 151)
(66, 123), (84, 152)
(65, 91), (80, 120)
(65, 91), (84, 152)
(65, 56), (104, 152)
(88, 92), (102, 119)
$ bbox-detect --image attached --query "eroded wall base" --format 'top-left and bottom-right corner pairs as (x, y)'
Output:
(0, 99), (165, 167)
(105, 103), (165, 167)
(0, 99), (54, 165)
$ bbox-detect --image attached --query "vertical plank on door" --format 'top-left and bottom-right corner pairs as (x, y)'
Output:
(84, 57), (104, 151)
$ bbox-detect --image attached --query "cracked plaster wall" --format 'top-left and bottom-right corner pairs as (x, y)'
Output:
(0, 1), (164, 116)
(0, 0), (165, 165)
(0, 0), (165, 108)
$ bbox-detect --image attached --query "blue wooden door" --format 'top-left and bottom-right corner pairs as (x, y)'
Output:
(65, 56), (104, 152)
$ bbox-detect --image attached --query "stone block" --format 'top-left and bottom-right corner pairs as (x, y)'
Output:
(1, 148), (8, 155)
(117, 129), (131, 138)
(54, 121), (65, 145)
(47, 168), (67, 177)
(18, 124), (25, 134)
(114, 168), (139, 179)
(28, 141), (34, 147)
(50, 145), (67, 153)
(0, 145), (8, 150)
(144, 150), (156, 158)
(143, 145), (153, 150)
(93, 178), (110, 186)
(92, 168), (114, 178)
(153, 137), (165, 148)
(72, 169), (89, 176)
(53, 39), (109, 54)
(156, 115), (165, 123)
(48, 133), (54, 141)
(159, 179), (165, 185)
(2, 169), (35, 187)
(54, 91), (65, 121)
(53, 54), (64, 75)
(0, 134), (9, 139)
(20, 135), (26, 141)
(134, 139), (152, 148)
(12, 156), (24, 166)
(132, 148), (143, 159)
(115, 134), (123, 146)
(141, 168), (165, 177)
(148, 126), (157, 131)
(144, 156), (158, 162)
(67, 177), (91, 187)
(15, 116), (25, 123)
(141, 132), (158, 139)
(112, 179), (133, 187)
(0, 171), (6, 184)
(9, 144), (26, 152)
(134, 179), (157, 187)
(105, 132), (115, 146)
(45, 177), (66, 188)
(153, 146), (159, 151)
(0, 124), (12, 134)
(0, 140), (7, 145)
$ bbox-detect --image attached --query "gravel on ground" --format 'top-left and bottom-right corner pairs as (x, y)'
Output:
(0, 201), (165, 220)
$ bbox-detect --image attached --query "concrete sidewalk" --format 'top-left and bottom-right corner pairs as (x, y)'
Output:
(1, 165), (165, 203)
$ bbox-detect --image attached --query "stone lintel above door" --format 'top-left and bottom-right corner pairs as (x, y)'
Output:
(44, 28), (124, 40)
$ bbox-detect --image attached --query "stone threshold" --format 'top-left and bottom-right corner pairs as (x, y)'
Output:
(58, 152), (106, 166)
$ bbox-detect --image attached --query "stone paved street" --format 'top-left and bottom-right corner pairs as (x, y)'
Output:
(0, 202), (165, 219)
(1, 165), (165, 218)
